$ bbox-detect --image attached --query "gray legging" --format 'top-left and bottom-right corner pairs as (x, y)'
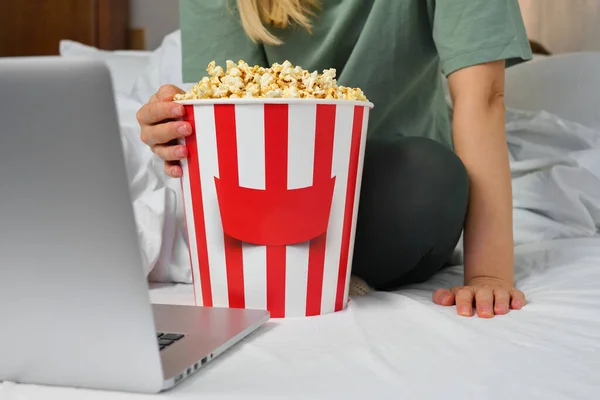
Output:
(351, 137), (469, 290)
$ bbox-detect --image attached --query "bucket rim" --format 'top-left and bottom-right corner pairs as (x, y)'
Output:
(175, 98), (374, 109)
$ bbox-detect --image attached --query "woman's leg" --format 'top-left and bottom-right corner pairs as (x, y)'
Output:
(351, 137), (469, 290)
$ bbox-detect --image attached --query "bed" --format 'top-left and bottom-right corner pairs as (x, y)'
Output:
(2, 35), (599, 399)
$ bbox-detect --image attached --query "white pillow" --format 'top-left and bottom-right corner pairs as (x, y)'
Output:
(59, 40), (151, 96)
(505, 52), (600, 129)
(131, 30), (193, 105)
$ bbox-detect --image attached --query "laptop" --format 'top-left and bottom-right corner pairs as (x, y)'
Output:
(0, 57), (270, 393)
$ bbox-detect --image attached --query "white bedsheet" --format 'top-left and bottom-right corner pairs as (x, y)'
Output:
(3, 53), (600, 398)
(2, 237), (599, 399)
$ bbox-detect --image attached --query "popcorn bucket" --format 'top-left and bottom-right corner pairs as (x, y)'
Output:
(177, 99), (373, 318)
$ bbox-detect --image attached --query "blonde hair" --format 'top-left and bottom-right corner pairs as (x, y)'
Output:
(236, 0), (319, 45)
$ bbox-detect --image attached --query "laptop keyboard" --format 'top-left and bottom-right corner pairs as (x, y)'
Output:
(157, 332), (185, 351)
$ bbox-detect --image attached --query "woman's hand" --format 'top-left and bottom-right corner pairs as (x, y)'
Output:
(137, 84), (190, 178)
(432, 277), (526, 318)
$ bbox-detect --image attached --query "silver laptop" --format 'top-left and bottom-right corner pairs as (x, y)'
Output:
(0, 57), (270, 393)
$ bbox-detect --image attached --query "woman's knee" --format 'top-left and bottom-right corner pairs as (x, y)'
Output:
(406, 137), (468, 202)
(359, 137), (469, 210)
(352, 137), (469, 287)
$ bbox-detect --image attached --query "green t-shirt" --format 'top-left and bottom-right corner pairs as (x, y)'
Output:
(179, 0), (532, 149)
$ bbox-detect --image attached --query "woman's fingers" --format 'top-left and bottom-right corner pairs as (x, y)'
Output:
(164, 161), (183, 178)
(137, 101), (186, 129)
(142, 121), (191, 147)
(432, 289), (455, 306)
(156, 84), (186, 101)
(475, 288), (494, 318)
(510, 289), (527, 310)
(493, 290), (511, 315)
(152, 142), (188, 162)
(137, 84), (187, 180)
(452, 287), (474, 317)
(440, 285), (525, 317)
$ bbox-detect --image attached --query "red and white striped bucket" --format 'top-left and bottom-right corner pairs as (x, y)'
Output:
(177, 98), (373, 318)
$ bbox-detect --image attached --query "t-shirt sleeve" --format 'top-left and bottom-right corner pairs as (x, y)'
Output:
(179, 0), (267, 83)
(432, 0), (533, 76)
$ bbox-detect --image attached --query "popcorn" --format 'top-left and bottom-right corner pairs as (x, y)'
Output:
(174, 60), (368, 101)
